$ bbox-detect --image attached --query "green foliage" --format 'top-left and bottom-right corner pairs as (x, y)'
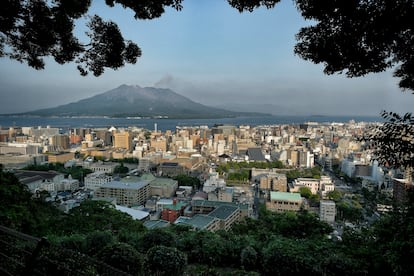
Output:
(0, 165), (61, 235)
(308, 193), (321, 207)
(286, 166), (322, 182)
(240, 246), (258, 271)
(299, 186), (312, 199)
(141, 229), (175, 253)
(262, 236), (340, 275)
(85, 230), (114, 256)
(97, 242), (144, 275)
(144, 131), (152, 140)
(231, 209), (332, 242)
(217, 160), (285, 174)
(113, 162), (129, 175)
(361, 111), (414, 169)
(112, 157), (139, 164)
(337, 201), (364, 223)
(326, 190), (342, 202)
(145, 245), (187, 276)
(55, 234), (87, 253)
(369, 189), (414, 275)
(22, 163), (92, 181)
(0, 0), (152, 76)
(293, 0), (414, 90)
(173, 174), (201, 190)
(227, 169), (250, 181)
(54, 200), (145, 235)
(3, 166), (414, 275)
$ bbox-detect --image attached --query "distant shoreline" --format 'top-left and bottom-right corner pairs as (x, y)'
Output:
(0, 114), (383, 132)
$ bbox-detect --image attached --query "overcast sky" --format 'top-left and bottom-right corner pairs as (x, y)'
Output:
(0, 0), (412, 116)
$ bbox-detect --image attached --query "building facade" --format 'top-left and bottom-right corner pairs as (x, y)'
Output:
(266, 192), (304, 212)
(320, 200), (336, 223)
(95, 180), (150, 207)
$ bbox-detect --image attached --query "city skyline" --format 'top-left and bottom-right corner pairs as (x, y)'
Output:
(0, 0), (413, 116)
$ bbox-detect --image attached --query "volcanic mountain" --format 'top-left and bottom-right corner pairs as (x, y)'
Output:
(21, 85), (266, 118)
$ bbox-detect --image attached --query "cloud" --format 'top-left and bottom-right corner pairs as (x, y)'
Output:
(153, 74), (175, 88)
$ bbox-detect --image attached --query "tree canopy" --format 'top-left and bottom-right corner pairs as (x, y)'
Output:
(1, 0), (182, 76)
(2, 0), (413, 90)
(361, 111), (414, 170)
(293, 0), (414, 91)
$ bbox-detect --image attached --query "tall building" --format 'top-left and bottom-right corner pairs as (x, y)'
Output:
(49, 134), (70, 149)
(393, 178), (414, 206)
(320, 200), (336, 223)
(114, 131), (132, 151)
(259, 173), (287, 192)
(150, 136), (167, 152)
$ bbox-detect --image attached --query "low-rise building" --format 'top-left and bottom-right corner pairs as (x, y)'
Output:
(86, 161), (118, 174)
(14, 170), (65, 193)
(161, 199), (188, 223)
(291, 176), (334, 196)
(259, 173), (287, 192)
(157, 162), (185, 177)
(47, 152), (74, 163)
(207, 205), (241, 231)
(84, 172), (113, 191)
(94, 180), (150, 207)
(139, 173), (178, 197)
(266, 191), (304, 212)
(175, 215), (221, 231)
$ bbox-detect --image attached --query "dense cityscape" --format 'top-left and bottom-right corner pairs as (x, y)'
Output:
(0, 121), (408, 225)
(1, 119), (413, 274)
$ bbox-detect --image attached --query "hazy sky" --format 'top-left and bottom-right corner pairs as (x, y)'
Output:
(0, 0), (412, 116)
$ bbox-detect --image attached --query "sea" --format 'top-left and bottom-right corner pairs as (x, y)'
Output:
(0, 115), (383, 133)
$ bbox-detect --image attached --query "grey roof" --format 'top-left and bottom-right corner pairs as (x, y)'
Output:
(143, 220), (170, 229)
(208, 205), (239, 220)
(115, 205), (149, 220)
(14, 170), (62, 184)
(160, 162), (179, 167)
(101, 180), (150, 190)
(246, 147), (266, 161)
(192, 200), (249, 211)
(175, 214), (217, 230)
(14, 170), (61, 180)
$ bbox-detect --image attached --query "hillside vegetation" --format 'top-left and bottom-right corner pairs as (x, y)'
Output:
(1, 165), (414, 275)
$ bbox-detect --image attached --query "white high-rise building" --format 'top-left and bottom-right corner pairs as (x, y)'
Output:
(320, 200), (336, 223)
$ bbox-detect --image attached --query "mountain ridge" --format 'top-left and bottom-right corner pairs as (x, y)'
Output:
(17, 85), (269, 119)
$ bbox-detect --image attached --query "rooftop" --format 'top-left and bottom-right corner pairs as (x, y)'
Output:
(150, 177), (177, 187)
(164, 202), (187, 211)
(115, 205), (149, 220)
(246, 147), (266, 161)
(208, 205), (239, 220)
(192, 199), (249, 211)
(143, 220), (170, 229)
(270, 191), (302, 202)
(160, 162), (179, 167)
(101, 180), (150, 190)
(175, 214), (217, 230)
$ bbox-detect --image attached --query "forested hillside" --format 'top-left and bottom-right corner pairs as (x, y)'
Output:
(1, 165), (414, 275)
